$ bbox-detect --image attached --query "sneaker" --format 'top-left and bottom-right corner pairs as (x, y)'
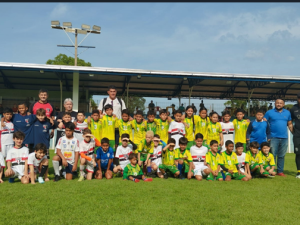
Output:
(9, 178), (15, 183)
(147, 172), (155, 178)
(78, 175), (84, 182)
(268, 174), (275, 178)
(134, 179), (140, 183)
(163, 173), (168, 179)
(144, 178), (153, 182)
(179, 174), (185, 180)
(277, 173), (286, 177)
(38, 177), (45, 184)
(54, 175), (60, 182)
(62, 171), (66, 179)
(296, 173), (300, 179)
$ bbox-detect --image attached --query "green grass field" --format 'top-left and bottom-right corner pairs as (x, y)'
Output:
(1, 151), (300, 225)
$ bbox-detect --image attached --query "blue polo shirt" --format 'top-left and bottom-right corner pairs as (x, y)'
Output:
(264, 108), (291, 139)
(96, 147), (114, 170)
(246, 120), (271, 146)
(12, 114), (36, 145)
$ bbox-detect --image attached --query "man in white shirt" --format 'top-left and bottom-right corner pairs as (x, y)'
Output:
(98, 85), (127, 146)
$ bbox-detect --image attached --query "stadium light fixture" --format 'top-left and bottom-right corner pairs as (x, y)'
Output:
(89, 74), (94, 77)
(93, 25), (101, 32)
(81, 24), (91, 30)
(63, 22), (72, 28)
(137, 75), (141, 79)
(51, 20), (60, 26)
(40, 70), (44, 74)
(183, 77), (187, 81)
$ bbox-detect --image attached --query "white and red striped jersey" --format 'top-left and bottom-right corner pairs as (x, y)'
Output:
(56, 136), (80, 165)
(150, 145), (162, 166)
(74, 121), (88, 143)
(220, 121), (234, 152)
(6, 146), (29, 173)
(168, 121), (185, 149)
(79, 139), (96, 159)
(115, 144), (133, 168)
(0, 121), (14, 146)
(237, 152), (246, 173)
(28, 152), (47, 168)
(190, 145), (208, 167)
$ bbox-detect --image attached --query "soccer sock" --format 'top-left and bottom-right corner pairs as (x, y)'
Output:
(178, 164), (183, 175)
(80, 165), (85, 176)
(147, 167), (152, 173)
(39, 165), (48, 177)
(296, 154), (300, 171)
(52, 161), (60, 176)
(132, 178), (136, 182)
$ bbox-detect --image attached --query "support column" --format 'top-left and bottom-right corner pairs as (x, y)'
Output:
(126, 83), (129, 107)
(60, 80), (63, 112)
(188, 87), (193, 105)
(86, 89), (89, 113)
(247, 89), (254, 116)
(73, 71), (79, 112)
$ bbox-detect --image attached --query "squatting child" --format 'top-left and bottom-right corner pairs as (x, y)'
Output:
(205, 140), (223, 181)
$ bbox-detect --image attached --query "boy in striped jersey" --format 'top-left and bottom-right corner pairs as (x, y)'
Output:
(149, 134), (166, 178)
(220, 111), (234, 153)
(74, 110), (88, 143)
(235, 142), (251, 180)
(0, 108), (14, 158)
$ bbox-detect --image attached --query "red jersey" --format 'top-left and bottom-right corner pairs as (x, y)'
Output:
(29, 101), (55, 117)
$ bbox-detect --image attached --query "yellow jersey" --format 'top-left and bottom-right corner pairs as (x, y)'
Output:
(154, 119), (171, 143)
(131, 120), (146, 145)
(115, 119), (132, 142)
(194, 116), (210, 140)
(245, 151), (262, 166)
(184, 117), (194, 141)
(88, 118), (102, 141)
(233, 119), (249, 143)
(259, 151), (275, 167)
(221, 151), (239, 173)
(162, 149), (176, 166)
(144, 120), (157, 134)
(207, 122), (222, 145)
(138, 139), (154, 155)
(175, 149), (193, 166)
(100, 115), (117, 140)
(205, 151), (223, 171)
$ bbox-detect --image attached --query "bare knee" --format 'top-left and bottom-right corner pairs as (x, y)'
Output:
(41, 159), (49, 166)
(225, 176), (231, 181)
(195, 175), (202, 181)
(80, 158), (86, 165)
(52, 155), (60, 161)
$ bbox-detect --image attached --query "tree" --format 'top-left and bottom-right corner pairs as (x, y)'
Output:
(46, 53), (92, 67)
(90, 98), (98, 110)
(124, 96), (146, 115)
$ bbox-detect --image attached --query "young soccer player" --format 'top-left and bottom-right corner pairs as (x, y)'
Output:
(149, 134), (166, 178)
(28, 143), (49, 184)
(245, 141), (269, 178)
(95, 138), (114, 180)
(168, 110), (186, 149)
(101, 104), (118, 151)
(56, 112), (72, 146)
(175, 137), (193, 179)
(115, 109), (132, 144)
(260, 142), (276, 177)
(0, 152), (4, 183)
(159, 138), (180, 179)
(131, 110), (146, 151)
(190, 133), (211, 181)
(221, 140), (249, 181)
(138, 131), (154, 176)
(123, 153), (153, 182)
(0, 107), (14, 158)
(52, 122), (80, 182)
(145, 110), (157, 133)
(194, 107), (210, 147)
(205, 140), (223, 181)
(182, 106), (195, 150)
(233, 108), (250, 152)
(74, 110), (88, 143)
(220, 111), (234, 153)
(236, 142), (251, 180)
(33, 108), (56, 159)
(155, 109), (172, 144)
(246, 109), (271, 147)
(78, 129), (101, 181)
(207, 112), (223, 151)
(87, 110), (102, 147)
(5, 131), (29, 184)
(114, 133), (137, 175)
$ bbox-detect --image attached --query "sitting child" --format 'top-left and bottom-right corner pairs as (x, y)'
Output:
(205, 140), (223, 181)
(175, 137), (193, 179)
(123, 153), (153, 182)
(95, 138), (114, 180)
(159, 138), (180, 179)
(235, 142), (251, 180)
(28, 143), (49, 184)
(114, 134), (137, 175)
(221, 140), (249, 181)
(78, 129), (101, 181)
(259, 142), (276, 177)
(245, 141), (269, 178)
(149, 134), (166, 178)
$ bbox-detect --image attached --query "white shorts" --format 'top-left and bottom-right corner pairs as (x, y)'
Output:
(239, 167), (245, 173)
(151, 158), (161, 173)
(119, 162), (130, 171)
(1, 144), (14, 158)
(85, 160), (94, 173)
(12, 167), (24, 179)
(193, 165), (209, 177)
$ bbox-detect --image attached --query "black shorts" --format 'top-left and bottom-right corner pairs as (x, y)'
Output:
(128, 175), (143, 179)
(293, 136), (300, 155)
(115, 129), (120, 146)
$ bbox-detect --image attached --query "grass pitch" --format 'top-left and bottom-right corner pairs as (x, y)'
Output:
(1, 152), (300, 225)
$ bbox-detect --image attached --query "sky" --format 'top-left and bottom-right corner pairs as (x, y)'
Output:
(0, 3), (298, 113)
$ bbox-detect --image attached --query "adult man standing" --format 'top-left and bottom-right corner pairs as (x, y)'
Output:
(29, 89), (56, 119)
(148, 100), (155, 111)
(289, 93), (300, 178)
(264, 99), (293, 177)
(98, 85), (126, 146)
(191, 103), (197, 115)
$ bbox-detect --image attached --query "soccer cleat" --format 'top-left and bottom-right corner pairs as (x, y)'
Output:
(147, 172), (155, 178)
(54, 175), (60, 182)
(296, 173), (300, 179)
(38, 177), (45, 184)
(144, 178), (153, 182)
(9, 178), (15, 183)
(134, 179), (140, 183)
(179, 174), (185, 180)
(78, 175), (84, 182)
(163, 173), (168, 179)
(277, 173), (286, 177)
(268, 174), (275, 178)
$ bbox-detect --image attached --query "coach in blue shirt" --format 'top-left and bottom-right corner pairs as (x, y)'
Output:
(264, 99), (293, 177)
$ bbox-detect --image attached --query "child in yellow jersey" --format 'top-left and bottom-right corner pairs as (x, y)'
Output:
(233, 108), (250, 152)
(175, 137), (193, 179)
(207, 112), (223, 151)
(159, 138), (180, 179)
(144, 110), (157, 133)
(206, 140), (223, 181)
(182, 106), (195, 150)
(194, 107), (210, 147)
(245, 141), (269, 178)
(131, 110), (146, 151)
(221, 140), (249, 181)
(100, 104), (118, 151)
(138, 131), (154, 176)
(115, 109), (132, 145)
(154, 109), (173, 144)
(260, 142), (276, 177)
(87, 110), (102, 151)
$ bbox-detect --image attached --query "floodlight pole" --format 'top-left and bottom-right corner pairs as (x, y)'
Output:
(75, 29), (78, 66)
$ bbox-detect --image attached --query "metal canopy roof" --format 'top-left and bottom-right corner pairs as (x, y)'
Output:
(0, 62), (299, 101)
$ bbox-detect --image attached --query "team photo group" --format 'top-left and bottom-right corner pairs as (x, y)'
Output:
(1, 84), (300, 184)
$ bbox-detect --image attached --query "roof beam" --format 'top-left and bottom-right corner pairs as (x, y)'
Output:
(0, 70), (14, 89)
(187, 78), (203, 88)
(173, 79), (185, 97)
(220, 81), (240, 99)
(267, 83), (294, 100)
(245, 81), (270, 90)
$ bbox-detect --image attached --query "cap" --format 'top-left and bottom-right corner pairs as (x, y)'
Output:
(297, 92), (300, 98)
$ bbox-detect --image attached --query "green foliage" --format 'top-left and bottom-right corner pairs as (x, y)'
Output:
(1, 152), (299, 224)
(46, 53), (92, 67)
(285, 104), (294, 109)
(90, 98), (98, 110)
(123, 96), (146, 114)
(224, 99), (269, 110)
